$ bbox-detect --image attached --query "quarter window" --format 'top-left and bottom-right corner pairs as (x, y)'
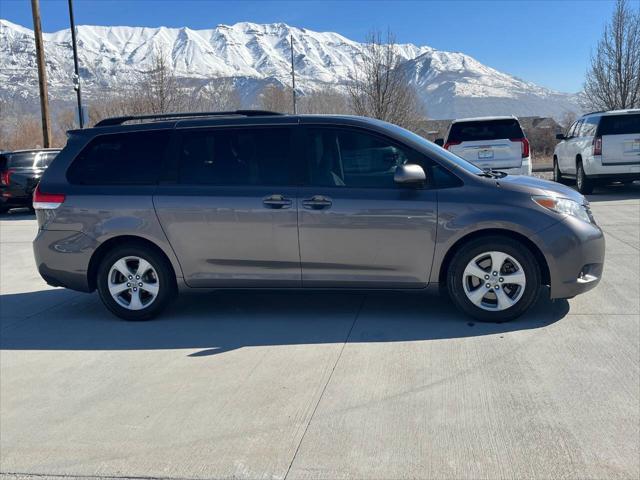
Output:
(67, 131), (170, 185)
(178, 128), (294, 186)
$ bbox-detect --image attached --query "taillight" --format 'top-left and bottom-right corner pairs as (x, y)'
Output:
(33, 184), (65, 210)
(0, 169), (12, 186)
(593, 136), (602, 156)
(510, 138), (530, 158)
(443, 140), (461, 151)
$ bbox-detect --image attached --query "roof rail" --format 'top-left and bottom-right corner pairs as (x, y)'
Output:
(94, 110), (284, 127)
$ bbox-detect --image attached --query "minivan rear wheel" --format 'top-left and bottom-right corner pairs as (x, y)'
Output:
(447, 236), (541, 322)
(97, 244), (175, 320)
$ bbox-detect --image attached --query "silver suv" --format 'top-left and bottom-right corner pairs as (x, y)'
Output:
(33, 111), (604, 322)
(554, 109), (640, 194)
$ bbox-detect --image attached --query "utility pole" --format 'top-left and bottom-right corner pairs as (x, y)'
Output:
(290, 34), (297, 114)
(31, 0), (52, 147)
(68, 0), (84, 128)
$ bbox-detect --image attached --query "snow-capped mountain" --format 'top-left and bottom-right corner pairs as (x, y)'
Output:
(0, 19), (581, 119)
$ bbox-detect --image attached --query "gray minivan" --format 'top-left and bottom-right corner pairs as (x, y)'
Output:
(33, 111), (604, 321)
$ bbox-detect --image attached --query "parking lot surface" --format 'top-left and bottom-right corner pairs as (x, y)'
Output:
(1, 184), (639, 480)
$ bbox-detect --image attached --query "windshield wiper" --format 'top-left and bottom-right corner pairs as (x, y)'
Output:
(478, 168), (508, 179)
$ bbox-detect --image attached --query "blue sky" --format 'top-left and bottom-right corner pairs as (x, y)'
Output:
(1, 0), (618, 92)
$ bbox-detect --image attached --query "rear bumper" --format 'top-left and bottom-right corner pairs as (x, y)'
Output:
(534, 217), (605, 299)
(33, 229), (96, 292)
(498, 158), (532, 176)
(583, 156), (640, 177)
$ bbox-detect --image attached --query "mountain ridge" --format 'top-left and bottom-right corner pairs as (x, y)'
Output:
(0, 19), (581, 119)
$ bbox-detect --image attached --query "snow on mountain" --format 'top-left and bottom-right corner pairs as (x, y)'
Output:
(0, 19), (581, 119)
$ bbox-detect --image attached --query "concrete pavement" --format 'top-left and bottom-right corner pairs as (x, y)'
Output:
(1, 184), (638, 479)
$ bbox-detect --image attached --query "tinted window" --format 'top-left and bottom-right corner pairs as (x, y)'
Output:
(178, 127), (293, 186)
(7, 151), (58, 169)
(598, 114), (640, 135)
(305, 127), (417, 188)
(567, 121), (578, 138)
(447, 119), (524, 142)
(68, 131), (170, 185)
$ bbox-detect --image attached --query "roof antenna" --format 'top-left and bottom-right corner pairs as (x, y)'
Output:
(290, 34), (297, 114)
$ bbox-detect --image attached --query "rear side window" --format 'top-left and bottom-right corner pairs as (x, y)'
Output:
(67, 131), (170, 185)
(447, 119), (524, 142)
(6, 151), (58, 168)
(178, 127), (294, 186)
(598, 114), (640, 135)
(580, 116), (599, 136)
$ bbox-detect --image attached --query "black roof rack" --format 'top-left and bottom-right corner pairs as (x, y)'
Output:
(94, 110), (284, 127)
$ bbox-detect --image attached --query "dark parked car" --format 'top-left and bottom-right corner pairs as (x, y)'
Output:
(33, 111), (604, 322)
(1, 148), (61, 212)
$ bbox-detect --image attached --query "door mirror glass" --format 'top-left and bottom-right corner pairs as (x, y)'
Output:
(555, 133), (566, 141)
(394, 164), (426, 185)
(434, 138), (444, 147)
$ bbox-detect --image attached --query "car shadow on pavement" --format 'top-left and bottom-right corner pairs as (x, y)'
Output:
(586, 182), (640, 202)
(0, 288), (569, 356)
(0, 209), (36, 221)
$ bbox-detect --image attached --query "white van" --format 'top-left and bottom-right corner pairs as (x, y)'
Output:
(437, 116), (532, 175)
(553, 109), (640, 194)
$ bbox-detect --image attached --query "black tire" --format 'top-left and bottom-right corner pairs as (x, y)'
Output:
(96, 243), (176, 321)
(552, 157), (566, 184)
(576, 160), (594, 194)
(446, 236), (541, 322)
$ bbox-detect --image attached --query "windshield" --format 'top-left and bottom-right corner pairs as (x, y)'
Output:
(381, 121), (485, 174)
(7, 151), (59, 169)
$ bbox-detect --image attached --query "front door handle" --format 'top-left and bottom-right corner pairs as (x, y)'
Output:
(302, 195), (332, 210)
(263, 194), (292, 209)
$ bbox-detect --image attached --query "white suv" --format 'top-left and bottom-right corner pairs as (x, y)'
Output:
(436, 116), (532, 175)
(553, 109), (640, 194)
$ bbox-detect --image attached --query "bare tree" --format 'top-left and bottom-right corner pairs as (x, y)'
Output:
(347, 30), (425, 130)
(298, 87), (351, 114)
(560, 111), (578, 131)
(259, 84), (292, 113)
(139, 46), (183, 114)
(584, 0), (640, 110)
(192, 79), (242, 111)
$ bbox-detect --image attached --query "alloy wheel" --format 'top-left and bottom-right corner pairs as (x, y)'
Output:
(107, 256), (160, 310)
(462, 251), (526, 311)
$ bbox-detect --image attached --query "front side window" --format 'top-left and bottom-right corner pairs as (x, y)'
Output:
(178, 127), (293, 186)
(68, 131), (170, 185)
(573, 120), (584, 137)
(304, 127), (416, 188)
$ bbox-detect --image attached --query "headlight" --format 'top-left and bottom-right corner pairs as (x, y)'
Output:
(532, 196), (592, 223)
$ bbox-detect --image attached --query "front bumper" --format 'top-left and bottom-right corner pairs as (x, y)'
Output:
(534, 216), (605, 299)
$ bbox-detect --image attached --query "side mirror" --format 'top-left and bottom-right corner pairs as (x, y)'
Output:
(394, 164), (426, 186)
(434, 138), (444, 147)
(556, 133), (566, 140)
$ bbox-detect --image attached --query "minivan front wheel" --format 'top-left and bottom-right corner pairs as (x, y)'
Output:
(97, 245), (175, 320)
(447, 237), (541, 322)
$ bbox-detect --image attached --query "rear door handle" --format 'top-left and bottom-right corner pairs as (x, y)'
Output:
(263, 194), (292, 209)
(302, 195), (332, 210)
